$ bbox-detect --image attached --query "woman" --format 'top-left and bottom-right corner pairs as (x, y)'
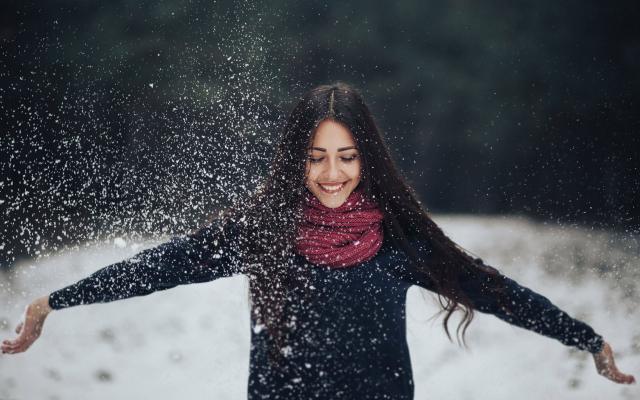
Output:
(2, 82), (635, 398)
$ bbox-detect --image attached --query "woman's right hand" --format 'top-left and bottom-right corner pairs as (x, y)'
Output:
(1, 295), (53, 354)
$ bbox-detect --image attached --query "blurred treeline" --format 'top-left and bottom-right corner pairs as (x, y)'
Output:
(1, 0), (638, 267)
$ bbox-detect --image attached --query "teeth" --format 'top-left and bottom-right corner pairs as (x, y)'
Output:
(319, 183), (344, 192)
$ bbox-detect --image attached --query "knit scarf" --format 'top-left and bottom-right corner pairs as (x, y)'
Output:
(295, 188), (384, 268)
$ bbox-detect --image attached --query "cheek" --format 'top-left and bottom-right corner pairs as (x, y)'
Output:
(304, 162), (316, 181)
(349, 161), (362, 181)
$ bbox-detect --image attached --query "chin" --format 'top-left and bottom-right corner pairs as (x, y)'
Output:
(317, 194), (350, 208)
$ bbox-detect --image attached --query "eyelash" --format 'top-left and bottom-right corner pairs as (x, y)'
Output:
(308, 155), (358, 164)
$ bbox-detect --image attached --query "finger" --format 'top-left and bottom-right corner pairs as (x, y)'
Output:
(2, 340), (30, 354)
(2, 338), (19, 348)
(606, 361), (636, 384)
(619, 373), (636, 384)
(2, 340), (23, 351)
(3, 345), (26, 354)
(1, 345), (20, 354)
(3, 336), (27, 349)
(614, 374), (634, 384)
(606, 370), (636, 384)
(3, 331), (26, 346)
(2, 344), (18, 354)
(15, 321), (23, 334)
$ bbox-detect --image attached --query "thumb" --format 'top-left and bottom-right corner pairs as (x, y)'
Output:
(15, 321), (23, 335)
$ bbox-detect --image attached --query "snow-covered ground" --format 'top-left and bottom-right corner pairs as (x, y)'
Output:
(1, 215), (638, 400)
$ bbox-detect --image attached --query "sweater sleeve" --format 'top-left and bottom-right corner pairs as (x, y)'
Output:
(48, 219), (244, 310)
(403, 240), (605, 354)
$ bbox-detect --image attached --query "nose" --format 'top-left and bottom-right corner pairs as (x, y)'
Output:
(324, 157), (342, 181)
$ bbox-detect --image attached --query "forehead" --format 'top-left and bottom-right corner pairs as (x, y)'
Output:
(310, 119), (356, 148)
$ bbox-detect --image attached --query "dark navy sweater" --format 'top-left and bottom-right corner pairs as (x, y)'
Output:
(48, 221), (604, 399)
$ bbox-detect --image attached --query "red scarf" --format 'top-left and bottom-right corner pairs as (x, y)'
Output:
(295, 188), (384, 268)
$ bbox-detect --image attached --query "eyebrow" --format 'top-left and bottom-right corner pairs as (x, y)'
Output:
(309, 146), (358, 152)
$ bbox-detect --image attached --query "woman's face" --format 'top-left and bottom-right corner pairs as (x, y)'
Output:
(305, 119), (362, 208)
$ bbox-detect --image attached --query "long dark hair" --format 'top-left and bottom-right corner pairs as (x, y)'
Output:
(194, 81), (509, 366)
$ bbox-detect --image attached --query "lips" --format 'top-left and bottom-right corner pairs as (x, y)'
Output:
(317, 182), (346, 194)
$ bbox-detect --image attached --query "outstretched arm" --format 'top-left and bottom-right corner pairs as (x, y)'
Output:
(1, 218), (244, 355)
(403, 240), (635, 384)
(458, 259), (605, 354)
(458, 259), (635, 384)
(47, 218), (244, 310)
(0, 217), (241, 354)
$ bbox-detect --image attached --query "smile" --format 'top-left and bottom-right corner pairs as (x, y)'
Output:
(318, 182), (346, 194)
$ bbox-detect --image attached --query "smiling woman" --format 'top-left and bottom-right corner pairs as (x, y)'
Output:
(305, 119), (362, 208)
(2, 81), (635, 399)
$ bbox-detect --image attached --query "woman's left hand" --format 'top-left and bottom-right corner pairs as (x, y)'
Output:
(593, 341), (636, 384)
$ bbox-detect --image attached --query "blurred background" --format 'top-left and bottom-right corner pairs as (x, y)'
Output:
(1, 2), (639, 399)
(1, 1), (639, 267)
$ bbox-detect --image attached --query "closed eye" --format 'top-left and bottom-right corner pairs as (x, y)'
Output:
(307, 155), (359, 163)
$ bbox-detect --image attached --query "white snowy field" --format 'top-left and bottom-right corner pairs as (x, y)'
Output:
(1, 215), (638, 400)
